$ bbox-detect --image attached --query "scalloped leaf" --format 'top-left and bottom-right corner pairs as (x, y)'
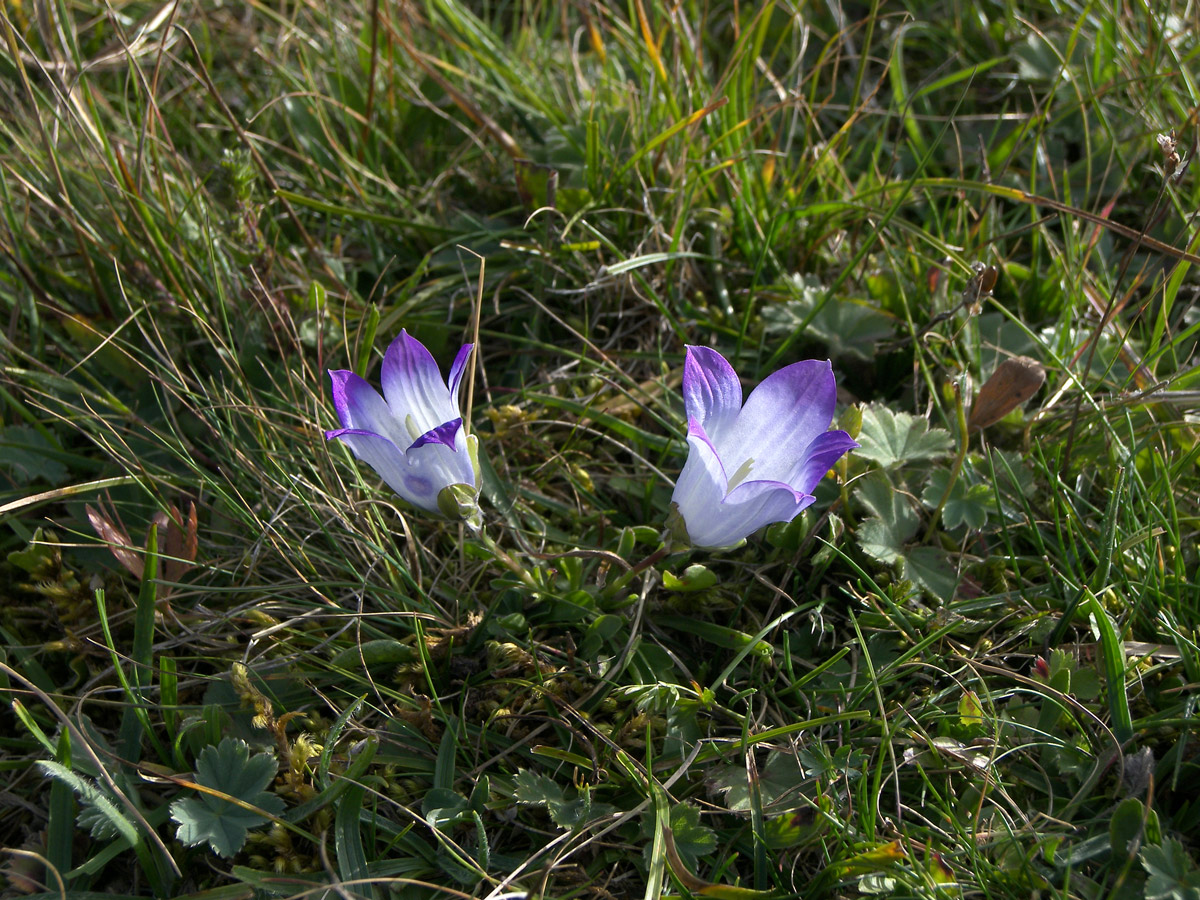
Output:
(170, 738), (284, 858)
(922, 469), (992, 530)
(1142, 838), (1200, 900)
(856, 472), (919, 564)
(855, 405), (953, 469)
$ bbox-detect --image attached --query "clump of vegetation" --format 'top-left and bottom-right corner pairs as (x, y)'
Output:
(2, 1), (1199, 897)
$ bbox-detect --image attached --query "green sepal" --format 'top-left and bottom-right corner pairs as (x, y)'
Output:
(665, 503), (691, 548)
(438, 483), (483, 530)
(466, 433), (482, 484)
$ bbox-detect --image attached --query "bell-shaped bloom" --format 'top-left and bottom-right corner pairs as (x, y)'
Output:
(670, 346), (858, 549)
(326, 330), (481, 527)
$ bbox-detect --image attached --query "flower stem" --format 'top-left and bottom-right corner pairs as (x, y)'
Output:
(602, 539), (672, 600)
(925, 378), (970, 542)
(477, 528), (538, 589)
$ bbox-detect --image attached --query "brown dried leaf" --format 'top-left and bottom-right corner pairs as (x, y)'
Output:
(86, 503), (143, 578)
(968, 356), (1046, 430)
(153, 503), (198, 592)
(184, 501), (199, 564)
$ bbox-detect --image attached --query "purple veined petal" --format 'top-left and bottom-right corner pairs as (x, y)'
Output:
(327, 370), (410, 449)
(672, 420), (806, 548)
(381, 330), (460, 434)
(671, 420), (730, 536)
(672, 417), (824, 549)
(790, 430), (860, 494)
(403, 426), (477, 503)
(675, 445), (812, 547)
(682, 346), (742, 444)
(721, 359), (838, 482)
(695, 476), (812, 548)
(447, 344), (473, 400)
(326, 429), (442, 512)
(326, 426), (381, 440)
(409, 417), (463, 451)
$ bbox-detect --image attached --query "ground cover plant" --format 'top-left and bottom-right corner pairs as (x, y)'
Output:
(2, 0), (1199, 897)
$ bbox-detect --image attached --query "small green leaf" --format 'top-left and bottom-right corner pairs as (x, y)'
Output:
(644, 803), (715, 870)
(839, 405), (863, 440)
(423, 787), (471, 829)
(330, 639), (416, 670)
(170, 737), (284, 858)
(667, 803), (716, 862)
(900, 547), (958, 603)
(922, 469), (991, 530)
(856, 473), (919, 564)
(1141, 838), (1200, 900)
(830, 839), (906, 876)
(662, 564), (718, 592)
(927, 851), (955, 885)
(1110, 797), (1147, 857)
(512, 769), (612, 830)
(958, 690), (983, 729)
(763, 811), (815, 848)
(37, 761), (138, 845)
(548, 787), (597, 830)
(713, 752), (805, 811)
(514, 769), (564, 805)
(855, 472), (918, 531)
(581, 614), (624, 658)
(855, 405), (954, 468)
(858, 518), (906, 564)
(763, 296), (895, 361)
(7, 528), (57, 577)
(0, 425), (69, 485)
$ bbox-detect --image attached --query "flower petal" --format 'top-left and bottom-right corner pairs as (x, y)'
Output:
(682, 346), (742, 444)
(327, 370), (408, 449)
(328, 423), (476, 515)
(447, 344), (473, 400)
(721, 359), (837, 482)
(410, 417), (463, 451)
(381, 330), (459, 434)
(700, 477), (813, 547)
(326, 429), (439, 511)
(790, 430), (859, 493)
(671, 419), (730, 535)
(670, 420), (811, 548)
(403, 428), (477, 508)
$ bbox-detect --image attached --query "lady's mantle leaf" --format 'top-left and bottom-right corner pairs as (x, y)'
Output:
(855, 471), (957, 600)
(855, 472), (918, 564)
(1141, 838), (1200, 900)
(762, 295), (895, 362)
(900, 548), (958, 603)
(922, 469), (993, 530)
(643, 803), (715, 870)
(170, 737), (285, 858)
(855, 405), (953, 468)
(513, 769), (613, 829)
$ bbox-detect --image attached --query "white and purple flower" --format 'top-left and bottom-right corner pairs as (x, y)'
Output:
(326, 330), (481, 527)
(670, 346), (858, 549)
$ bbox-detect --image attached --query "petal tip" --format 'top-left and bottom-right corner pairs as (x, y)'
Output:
(410, 418), (463, 451)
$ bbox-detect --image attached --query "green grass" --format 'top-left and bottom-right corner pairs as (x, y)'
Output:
(2, 0), (1200, 897)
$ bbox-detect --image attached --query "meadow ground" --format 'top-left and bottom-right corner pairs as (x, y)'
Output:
(2, 1), (1200, 897)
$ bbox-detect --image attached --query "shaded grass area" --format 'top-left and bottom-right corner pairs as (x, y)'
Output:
(1, 0), (1199, 897)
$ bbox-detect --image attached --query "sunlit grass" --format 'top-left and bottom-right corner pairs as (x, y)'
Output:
(2, 0), (1199, 897)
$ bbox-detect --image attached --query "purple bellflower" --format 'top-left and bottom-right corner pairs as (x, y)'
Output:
(326, 330), (482, 528)
(669, 346), (858, 549)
